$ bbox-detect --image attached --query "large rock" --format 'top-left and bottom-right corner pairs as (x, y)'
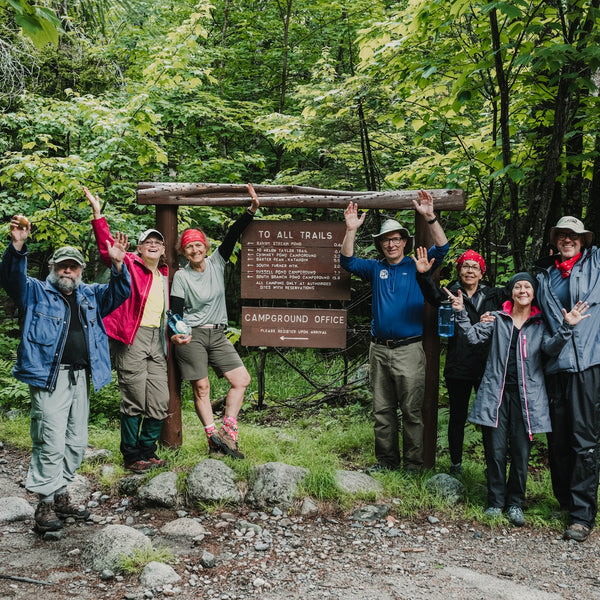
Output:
(83, 524), (152, 572)
(0, 497), (34, 522)
(335, 470), (384, 494)
(83, 447), (112, 463)
(186, 459), (242, 506)
(160, 517), (207, 538)
(425, 473), (465, 506)
(139, 561), (181, 587)
(137, 472), (179, 508)
(246, 462), (308, 510)
(349, 504), (391, 522)
(67, 474), (92, 505)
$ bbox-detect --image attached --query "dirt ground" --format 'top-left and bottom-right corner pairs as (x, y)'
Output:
(1, 443), (600, 600)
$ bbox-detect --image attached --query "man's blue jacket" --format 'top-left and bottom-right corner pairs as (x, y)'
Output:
(0, 242), (131, 392)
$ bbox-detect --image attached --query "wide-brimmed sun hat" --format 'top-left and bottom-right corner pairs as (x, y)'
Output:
(549, 216), (593, 248)
(372, 219), (413, 253)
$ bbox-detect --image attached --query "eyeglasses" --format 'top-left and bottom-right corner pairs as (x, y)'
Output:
(381, 236), (405, 247)
(556, 231), (580, 241)
(461, 263), (481, 272)
(142, 239), (164, 246)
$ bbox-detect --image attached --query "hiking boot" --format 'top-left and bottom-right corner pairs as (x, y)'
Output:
(564, 522), (591, 542)
(483, 506), (502, 517)
(506, 505), (525, 527)
(366, 463), (387, 474)
(34, 501), (63, 533)
(147, 456), (168, 468)
(54, 491), (90, 520)
(213, 428), (245, 459)
(449, 463), (463, 476)
(207, 434), (224, 457)
(124, 459), (154, 474)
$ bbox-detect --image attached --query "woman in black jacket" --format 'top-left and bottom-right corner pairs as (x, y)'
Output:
(415, 248), (507, 475)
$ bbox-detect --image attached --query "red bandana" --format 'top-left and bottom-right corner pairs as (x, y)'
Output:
(181, 229), (207, 249)
(555, 252), (582, 278)
(456, 249), (486, 274)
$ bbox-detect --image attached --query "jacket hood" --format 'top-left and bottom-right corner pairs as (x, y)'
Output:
(501, 300), (541, 319)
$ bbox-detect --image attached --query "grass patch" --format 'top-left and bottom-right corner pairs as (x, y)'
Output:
(0, 347), (589, 531)
(116, 547), (175, 575)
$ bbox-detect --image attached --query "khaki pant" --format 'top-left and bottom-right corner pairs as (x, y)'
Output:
(369, 341), (425, 469)
(26, 368), (89, 497)
(110, 326), (169, 420)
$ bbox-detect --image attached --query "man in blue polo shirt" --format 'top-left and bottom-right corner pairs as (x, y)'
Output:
(341, 190), (449, 472)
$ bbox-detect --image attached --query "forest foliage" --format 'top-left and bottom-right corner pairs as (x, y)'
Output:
(1, 0), (599, 290)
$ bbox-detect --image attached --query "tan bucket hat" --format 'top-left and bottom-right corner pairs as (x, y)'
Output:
(549, 216), (593, 248)
(372, 219), (413, 253)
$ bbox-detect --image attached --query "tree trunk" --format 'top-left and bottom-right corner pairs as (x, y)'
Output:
(489, 8), (522, 270)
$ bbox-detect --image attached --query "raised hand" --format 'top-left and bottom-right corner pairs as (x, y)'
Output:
(247, 183), (260, 213)
(10, 215), (30, 249)
(106, 231), (129, 271)
(563, 301), (591, 326)
(344, 202), (366, 231)
(83, 186), (102, 219)
(412, 246), (434, 273)
(443, 286), (464, 311)
(412, 189), (435, 220)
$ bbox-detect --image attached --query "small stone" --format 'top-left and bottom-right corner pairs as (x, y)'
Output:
(254, 542), (270, 551)
(200, 550), (216, 568)
(100, 569), (115, 580)
(427, 516), (439, 524)
(272, 507), (283, 517)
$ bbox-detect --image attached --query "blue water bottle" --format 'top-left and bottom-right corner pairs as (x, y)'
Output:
(438, 301), (454, 337)
(167, 310), (192, 336)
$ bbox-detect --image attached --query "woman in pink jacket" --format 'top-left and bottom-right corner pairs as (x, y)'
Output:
(85, 187), (170, 474)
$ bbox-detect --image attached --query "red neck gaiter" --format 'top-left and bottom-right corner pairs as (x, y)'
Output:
(555, 252), (582, 278)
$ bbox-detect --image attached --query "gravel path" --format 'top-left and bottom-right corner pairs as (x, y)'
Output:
(1, 444), (599, 600)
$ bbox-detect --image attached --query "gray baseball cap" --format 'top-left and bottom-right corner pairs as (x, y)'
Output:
(138, 228), (164, 245)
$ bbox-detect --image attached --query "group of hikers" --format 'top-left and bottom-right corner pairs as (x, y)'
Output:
(1, 187), (598, 545)
(340, 192), (598, 543)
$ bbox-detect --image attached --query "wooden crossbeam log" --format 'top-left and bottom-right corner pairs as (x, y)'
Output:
(137, 183), (465, 211)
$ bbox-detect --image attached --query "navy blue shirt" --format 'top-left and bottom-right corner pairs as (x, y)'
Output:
(341, 243), (449, 339)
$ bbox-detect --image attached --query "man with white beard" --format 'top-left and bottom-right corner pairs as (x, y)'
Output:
(0, 215), (130, 534)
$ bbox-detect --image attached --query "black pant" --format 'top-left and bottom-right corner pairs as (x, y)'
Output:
(446, 378), (479, 465)
(546, 366), (600, 528)
(482, 386), (531, 509)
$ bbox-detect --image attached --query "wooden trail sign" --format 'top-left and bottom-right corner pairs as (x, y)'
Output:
(241, 307), (347, 348)
(241, 221), (350, 300)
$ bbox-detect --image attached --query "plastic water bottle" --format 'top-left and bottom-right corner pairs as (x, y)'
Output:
(438, 301), (454, 337)
(167, 310), (192, 336)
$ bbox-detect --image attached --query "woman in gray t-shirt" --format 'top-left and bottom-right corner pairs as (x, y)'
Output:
(170, 185), (259, 459)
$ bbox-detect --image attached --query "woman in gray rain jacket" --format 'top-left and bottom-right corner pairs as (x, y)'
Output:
(447, 272), (589, 527)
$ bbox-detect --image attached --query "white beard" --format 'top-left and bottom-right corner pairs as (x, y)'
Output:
(48, 269), (82, 294)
